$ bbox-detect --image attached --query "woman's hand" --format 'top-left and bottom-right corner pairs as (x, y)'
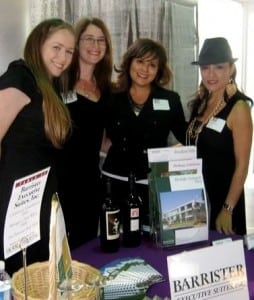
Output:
(215, 209), (235, 235)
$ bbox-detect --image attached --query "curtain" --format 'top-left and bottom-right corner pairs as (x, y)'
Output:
(28, 0), (198, 120)
(29, 0), (72, 26)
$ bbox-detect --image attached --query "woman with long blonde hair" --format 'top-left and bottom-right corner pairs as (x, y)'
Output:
(0, 18), (75, 275)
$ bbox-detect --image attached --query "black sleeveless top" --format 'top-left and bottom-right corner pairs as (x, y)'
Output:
(188, 93), (251, 235)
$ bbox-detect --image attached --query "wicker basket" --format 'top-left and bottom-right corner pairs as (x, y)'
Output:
(12, 260), (101, 300)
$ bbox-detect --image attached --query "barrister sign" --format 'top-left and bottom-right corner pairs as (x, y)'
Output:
(167, 239), (249, 299)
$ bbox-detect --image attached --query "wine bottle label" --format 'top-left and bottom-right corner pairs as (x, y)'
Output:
(106, 210), (120, 240)
(130, 208), (139, 231)
(130, 218), (139, 231)
(130, 208), (139, 218)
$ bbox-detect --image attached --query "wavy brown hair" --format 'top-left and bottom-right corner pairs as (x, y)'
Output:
(24, 18), (74, 148)
(114, 38), (173, 92)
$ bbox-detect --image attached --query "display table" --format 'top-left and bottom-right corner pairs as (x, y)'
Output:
(71, 231), (254, 299)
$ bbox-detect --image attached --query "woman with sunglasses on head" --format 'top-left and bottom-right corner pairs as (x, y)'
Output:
(0, 18), (75, 275)
(186, 37), (253, 235)
(57, 17), (113, 249)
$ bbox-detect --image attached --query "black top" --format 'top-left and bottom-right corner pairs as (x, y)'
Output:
(103, 86), (187, 180)
(188, 92), (251, 235)
(56, 89), (109, 248)
(0, 59), (57, 274)
(58, 91), (108, 180)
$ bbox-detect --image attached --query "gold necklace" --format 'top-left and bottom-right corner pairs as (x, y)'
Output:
(186, 98), (225, 145)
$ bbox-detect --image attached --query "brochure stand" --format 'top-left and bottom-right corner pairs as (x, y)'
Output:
(148, 146), (209, 248)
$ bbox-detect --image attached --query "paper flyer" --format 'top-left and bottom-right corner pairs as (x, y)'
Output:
(155, 174), (208, 246)
(4, 167), (50, 258)
(100, 257), (164, 300)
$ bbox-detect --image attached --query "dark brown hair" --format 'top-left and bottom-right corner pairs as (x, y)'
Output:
(114, 38), (172, 91)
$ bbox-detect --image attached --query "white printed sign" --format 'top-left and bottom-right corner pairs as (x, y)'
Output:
(4, 167), (50, 258)
(167, 240), (249, 299)
(148, 146), (197, 163)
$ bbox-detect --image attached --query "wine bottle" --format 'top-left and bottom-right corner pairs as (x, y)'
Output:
(100, 177), (120, 252)
(122, 172), (142, 247)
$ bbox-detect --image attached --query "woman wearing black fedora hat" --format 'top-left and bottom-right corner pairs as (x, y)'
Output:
(186, 37), (253, 235)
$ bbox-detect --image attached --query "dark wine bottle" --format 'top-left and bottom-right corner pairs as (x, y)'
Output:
(122, 172), (142, 247)
(100, 177), (120, 252)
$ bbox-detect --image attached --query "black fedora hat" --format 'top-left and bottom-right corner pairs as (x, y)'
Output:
(191, 37), (237, 65)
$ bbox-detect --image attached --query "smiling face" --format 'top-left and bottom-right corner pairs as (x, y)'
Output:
(200, 62), (235, 96)
(78, 24), (107, 66)
(41, 28), (75, 78)
(129, 53), (159, 88)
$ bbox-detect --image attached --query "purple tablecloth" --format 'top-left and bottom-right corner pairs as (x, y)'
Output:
(71, 231), (254, 299)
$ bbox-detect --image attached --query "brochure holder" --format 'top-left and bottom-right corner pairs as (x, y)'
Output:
(148, 146), (209, 248)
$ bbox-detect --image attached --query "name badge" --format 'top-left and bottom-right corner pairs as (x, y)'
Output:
(206, 117), (225, 132)
(153, 98), (170, 110)
(61, 91), (78, 104)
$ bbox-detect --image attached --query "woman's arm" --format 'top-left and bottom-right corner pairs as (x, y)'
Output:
(216, 100), (253, 234)
(0, 87), (30, 158)
(226, 100), (253, 208)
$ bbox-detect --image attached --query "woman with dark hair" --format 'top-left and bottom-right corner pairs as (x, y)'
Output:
(57, 17), (113, 249)
(186, 37), (253, 235)
(0, 18), (75, 275)
(102, 38), (187, 232)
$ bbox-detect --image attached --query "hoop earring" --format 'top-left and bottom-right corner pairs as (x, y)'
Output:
(226, 78), (237, 98)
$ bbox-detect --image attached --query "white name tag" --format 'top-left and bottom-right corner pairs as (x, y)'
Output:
(206, 117), (225, 132)
(153, 98), (170, 110)
(61, 91), (78, 104)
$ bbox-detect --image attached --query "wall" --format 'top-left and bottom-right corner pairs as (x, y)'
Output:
(244, 1), (254, 100)
(0, 0), (29, 74)
(198, 0), (254, 99)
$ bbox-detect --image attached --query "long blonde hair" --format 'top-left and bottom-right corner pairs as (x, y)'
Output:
(24, 18), (74, 148)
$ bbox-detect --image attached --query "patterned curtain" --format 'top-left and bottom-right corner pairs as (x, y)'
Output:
(29, 0), (72, 27)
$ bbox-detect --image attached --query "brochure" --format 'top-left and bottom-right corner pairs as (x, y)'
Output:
(147, 146), (209, 247)
(100, 257), (164, 300)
